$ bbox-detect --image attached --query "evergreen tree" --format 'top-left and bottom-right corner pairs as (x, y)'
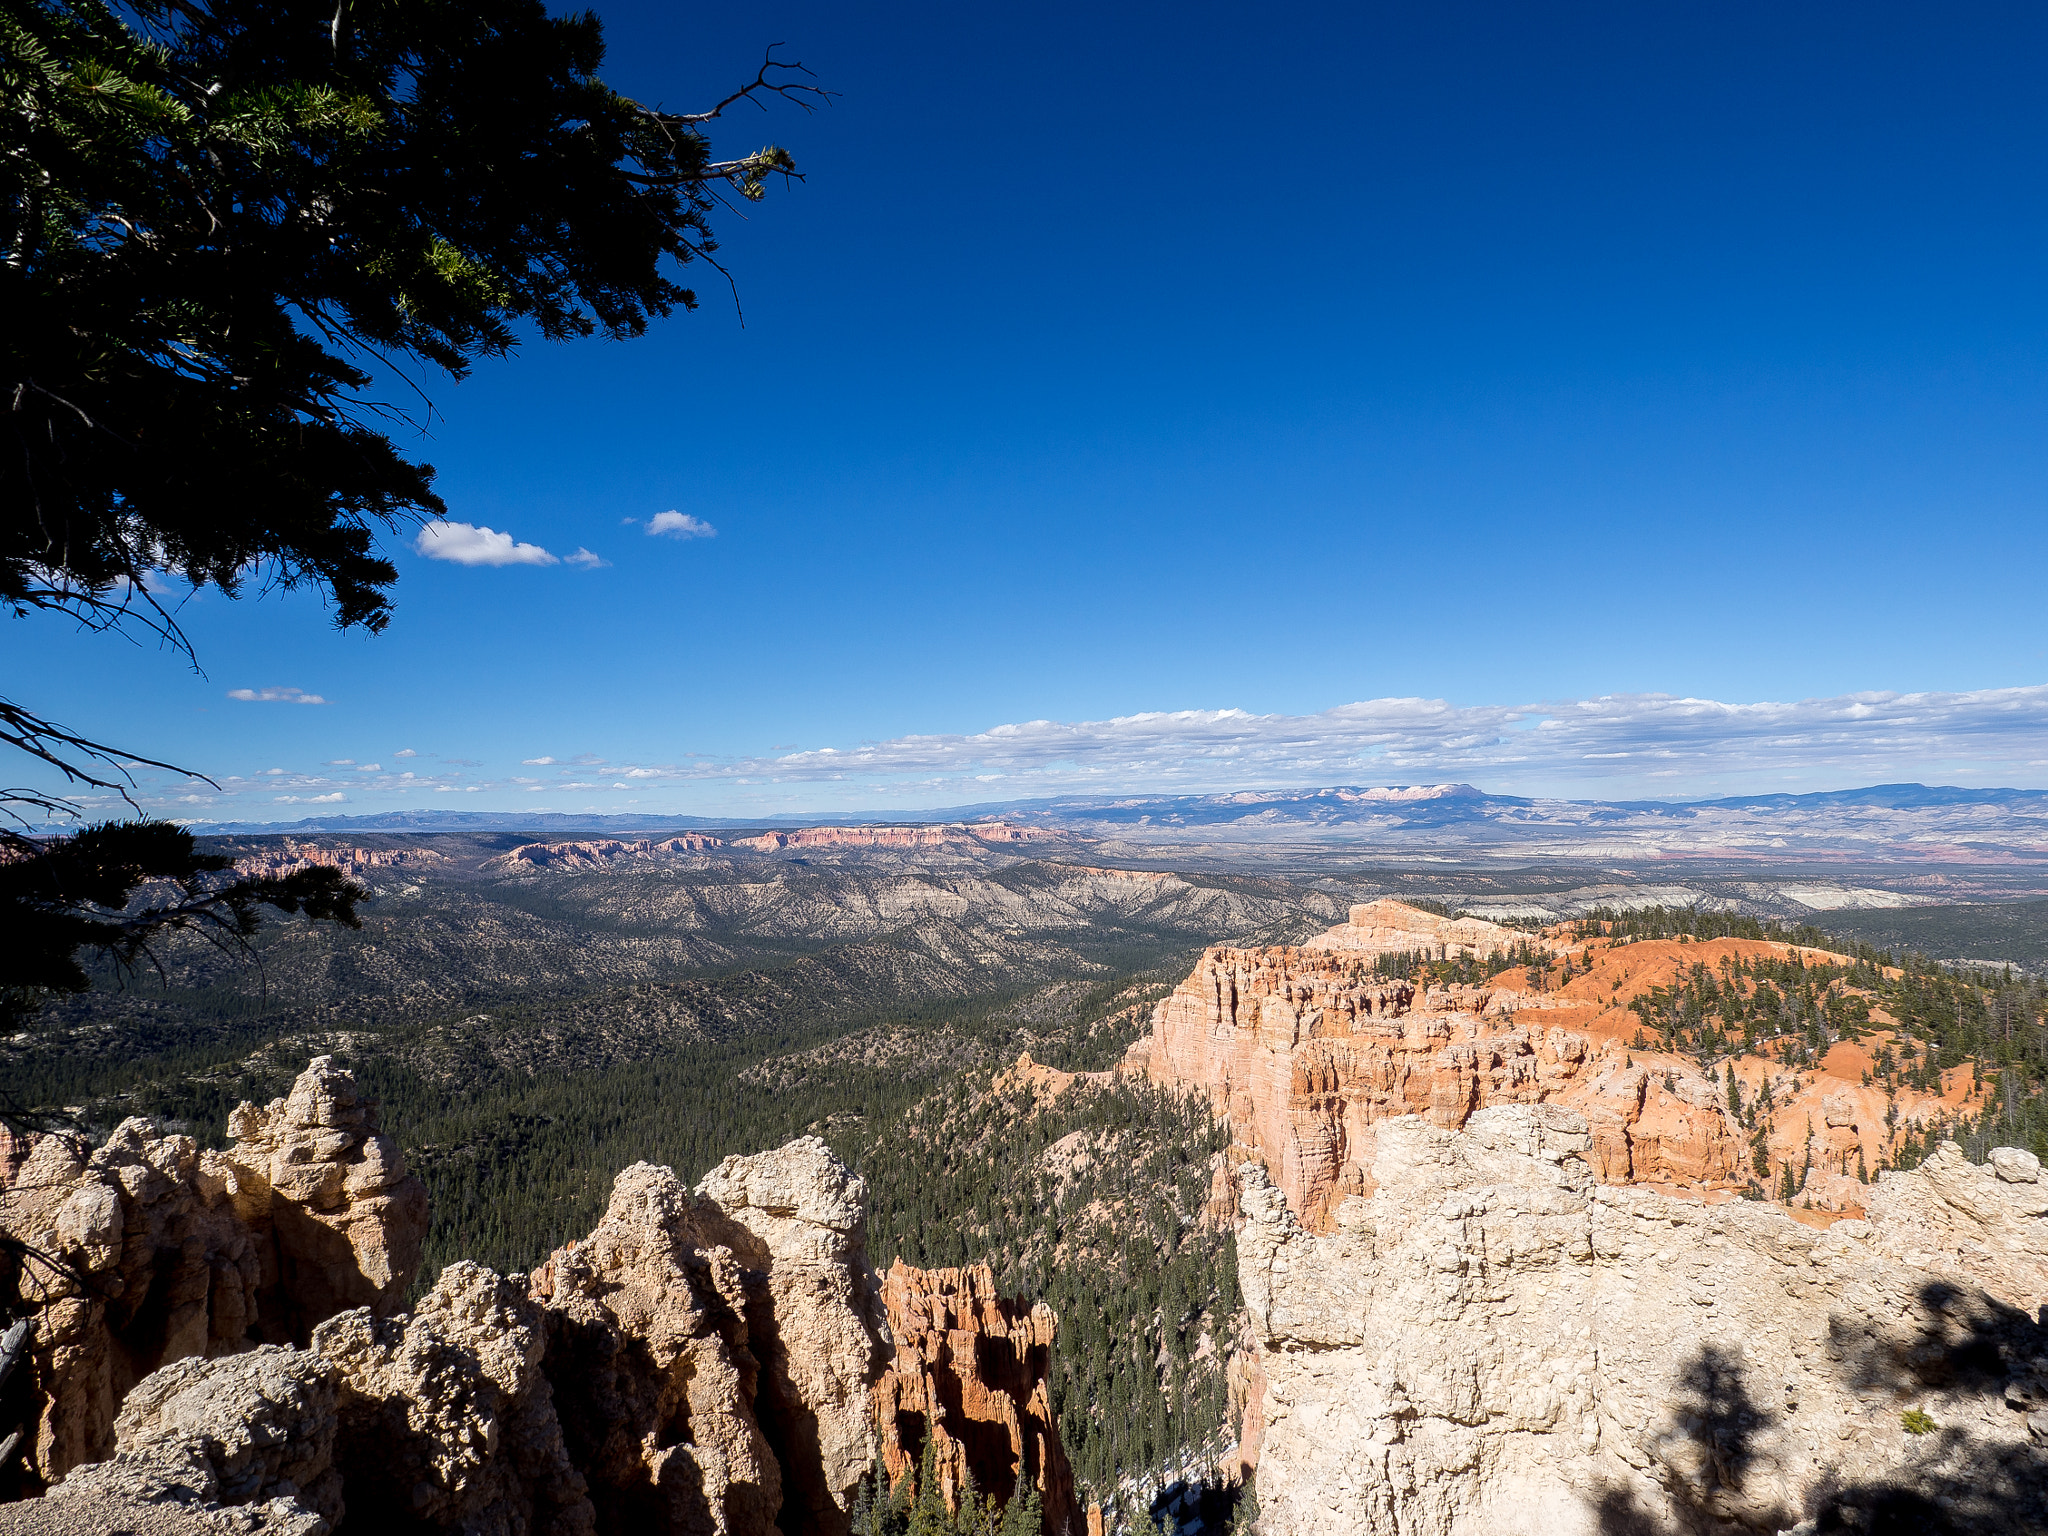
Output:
(999, 1484), (1043, 1536)
(1, 0), (821, 1002)
(909, 1436), (952, 1536)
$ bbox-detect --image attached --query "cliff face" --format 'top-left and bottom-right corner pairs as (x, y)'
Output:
(0, 1057), (427, 1482)
(1129, 904), (1969, 1231)
(693, 1139), (888, 1535)
(872, 1261), (1080, 1533)
(1238, 1105), (2048, 1536)
(1126, 942), (1739, 1229)
(530, 1141), (886, 1536)
(530, 1161), (785, 1535)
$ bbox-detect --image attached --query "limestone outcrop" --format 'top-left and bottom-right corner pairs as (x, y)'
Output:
(1237, 1105), (2048, 1536)
(529, 1161), (785, 1535)
(0, 1058), (426, 1481)
(872, 1261), (1080, 1533)
(530, 1141), (892, 1536)
(220, 1057), (430, 1339)
(1865, 1141), (2048, 1315)
(693, 1138), (887, 1535)
(311, 1261), (594, 1535)
(4, 1345), (342, 1536)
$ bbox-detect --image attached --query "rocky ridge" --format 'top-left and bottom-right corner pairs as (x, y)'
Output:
(730, 823), (1073, 853)
(491, 835), (725, 869)
(2, 1067), (1072, 1536)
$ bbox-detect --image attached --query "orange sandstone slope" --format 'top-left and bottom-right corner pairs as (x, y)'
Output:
(1125, 900), (1977, 1230)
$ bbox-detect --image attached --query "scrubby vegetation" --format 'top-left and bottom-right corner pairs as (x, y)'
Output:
(1576, 906), (2048, 1164)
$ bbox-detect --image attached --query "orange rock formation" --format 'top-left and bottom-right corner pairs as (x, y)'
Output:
(872, 1260), (1080, 1533)
(1128, 901), (1972, 1230)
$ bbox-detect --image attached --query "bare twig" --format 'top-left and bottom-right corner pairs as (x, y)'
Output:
(0, 697), (213, 829)
(659, 45), (832, 126)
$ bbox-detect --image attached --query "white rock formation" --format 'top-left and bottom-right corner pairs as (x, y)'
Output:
(694, 1137), (887, 1535)
(1237, 1106), (2048, 1535)
(2, 1346), (342, 1535)
(1866, 1141), (2048, 1315)
(0, 1057), (427, 1480)
(311, 1261), (594, 1535)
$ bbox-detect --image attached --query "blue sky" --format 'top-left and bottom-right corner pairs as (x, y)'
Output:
(21, 1), (2048, 820)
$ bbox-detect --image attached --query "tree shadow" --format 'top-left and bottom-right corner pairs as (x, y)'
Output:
(1592, 1287), (2048, 1536)
(1810, 1280), (2048, 1536)
(1831, 1280), (2022, 1397)
(1593, 1344), (1793, 1533)
(1145, 1474), (1251, 1533)
(1674, 1344), (1774, 1501)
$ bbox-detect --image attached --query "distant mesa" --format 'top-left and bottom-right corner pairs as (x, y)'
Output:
(487, 821), (1074, 871)
(491, 833), (724, 869)
(1307, 897), (1564, 961)
(731, 821), (1070, 852)
(235, 842), (447, 880)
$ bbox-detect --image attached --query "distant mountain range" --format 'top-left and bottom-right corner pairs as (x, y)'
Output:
(176, 782), (2048, 867)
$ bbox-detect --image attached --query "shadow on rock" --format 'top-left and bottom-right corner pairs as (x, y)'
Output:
(1596, 1294), (2048, 1535)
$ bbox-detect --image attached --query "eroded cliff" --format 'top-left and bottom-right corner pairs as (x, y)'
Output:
(0, 1083), (1066, 1536)
(1237, 1104), (2048, 1535)
(873, 1260), (1080, 1532)
(1128, 902), (1971, 1230)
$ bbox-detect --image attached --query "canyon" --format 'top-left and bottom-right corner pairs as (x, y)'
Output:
(4, 892), (2043, 1535)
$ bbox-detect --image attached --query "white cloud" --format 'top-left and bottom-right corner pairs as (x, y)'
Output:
(414, 522), (559, 567)
(360, 763), (381, 772)
(523, 756), (557, 765)
(645, 511), (717, 540)
(608, 684), (2048, 801)
(229, 687), (327, 704)
(622, 767), (662, 778)
(326, 759), (356, 766)
(395, 749), (418, 758)
(566, 547), (610, 569)
(274, 792), (347, 804)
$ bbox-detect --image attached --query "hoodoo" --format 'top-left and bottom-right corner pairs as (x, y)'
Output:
(0, 1064), (1080, 1536)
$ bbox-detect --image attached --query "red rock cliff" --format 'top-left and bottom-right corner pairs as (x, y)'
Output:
(1127, 902), (1976, 1231)
(873, 1260), (1080, 1533)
